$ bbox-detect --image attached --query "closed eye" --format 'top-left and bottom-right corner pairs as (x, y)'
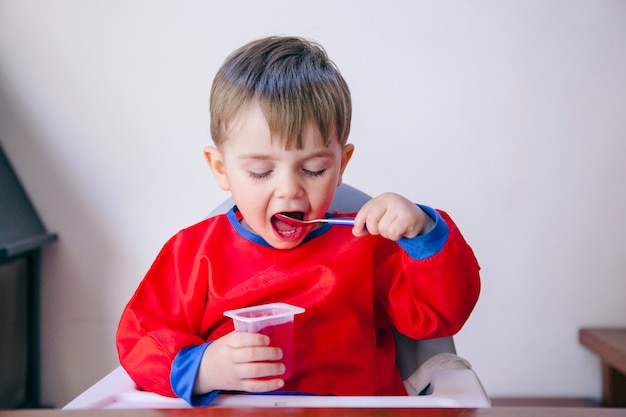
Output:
(248, 171), (273, 180)
(303, 168), (327, 178)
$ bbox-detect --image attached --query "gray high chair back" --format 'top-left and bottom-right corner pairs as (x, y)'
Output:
(209, 183), (457, 381)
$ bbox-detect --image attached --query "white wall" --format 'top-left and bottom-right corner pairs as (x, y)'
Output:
(1, 0), (625, 407)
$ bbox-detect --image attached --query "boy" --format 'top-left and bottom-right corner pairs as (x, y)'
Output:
(116, 35), (480, 406)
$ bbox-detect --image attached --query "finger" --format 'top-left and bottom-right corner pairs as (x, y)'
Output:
(352, 207), (369, 236)
(232, 345), (283, 363)
(226, 331), (270, 348)
(401, 221), (422, 239)
(240, 377), (285, 393)
(363, 209), (385, 236)
(379, 215), (407, 241)
(352, 217), (368, 236)
(354, 204), (383, 236)
(234, 361), (286, 380)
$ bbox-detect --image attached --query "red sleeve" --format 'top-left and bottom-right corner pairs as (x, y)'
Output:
(116, 230), (209, 397)
(375, 209), (481, 339)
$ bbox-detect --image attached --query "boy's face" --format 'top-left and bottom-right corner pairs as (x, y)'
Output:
(205, 101), (354, 249)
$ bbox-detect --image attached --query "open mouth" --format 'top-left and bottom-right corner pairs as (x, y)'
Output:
(271, 212), (305, 236)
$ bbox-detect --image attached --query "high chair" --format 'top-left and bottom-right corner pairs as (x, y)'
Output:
(63, 184), (489, 409)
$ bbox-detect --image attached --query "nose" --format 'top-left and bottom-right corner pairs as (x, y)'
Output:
(273, 171), (304, 200)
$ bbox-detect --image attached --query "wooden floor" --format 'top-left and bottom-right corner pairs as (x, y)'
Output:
(490, 397), (600, 407)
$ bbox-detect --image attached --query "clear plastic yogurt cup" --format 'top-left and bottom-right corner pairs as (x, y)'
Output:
(224, 302), (305, 379)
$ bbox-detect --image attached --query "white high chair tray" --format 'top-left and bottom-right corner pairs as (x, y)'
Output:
(63, 366), (490, 409)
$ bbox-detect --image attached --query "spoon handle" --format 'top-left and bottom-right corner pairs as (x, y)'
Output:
(325, 217), (355, 226)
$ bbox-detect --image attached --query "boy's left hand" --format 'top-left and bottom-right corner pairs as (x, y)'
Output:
(352, 192), (435, 241)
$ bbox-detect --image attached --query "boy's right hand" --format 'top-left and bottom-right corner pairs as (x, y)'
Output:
(193, 331), (285, 395)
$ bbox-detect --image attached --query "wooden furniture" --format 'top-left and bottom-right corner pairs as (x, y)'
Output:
(1, 407), (625, 417)
(579, 328), (626, 407)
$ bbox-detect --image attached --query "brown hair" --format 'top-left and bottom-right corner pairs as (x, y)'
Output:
(210, 36), (352, 148)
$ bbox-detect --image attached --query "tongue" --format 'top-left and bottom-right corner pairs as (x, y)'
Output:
(272, 216), (297, 232)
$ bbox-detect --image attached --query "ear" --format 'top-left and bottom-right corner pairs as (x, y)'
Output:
(337, 143), (355, 186)
(203, 146), (230, 191)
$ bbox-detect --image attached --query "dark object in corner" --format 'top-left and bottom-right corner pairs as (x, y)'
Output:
(0, 142), (57, 408)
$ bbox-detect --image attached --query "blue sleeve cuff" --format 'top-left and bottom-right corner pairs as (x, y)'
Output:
(397, 205), (449, 260)
(171, 343), (220, 406)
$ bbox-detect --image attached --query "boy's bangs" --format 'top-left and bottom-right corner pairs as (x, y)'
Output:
(257, 73), (351, 149)
(258, 93), (339, 150)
